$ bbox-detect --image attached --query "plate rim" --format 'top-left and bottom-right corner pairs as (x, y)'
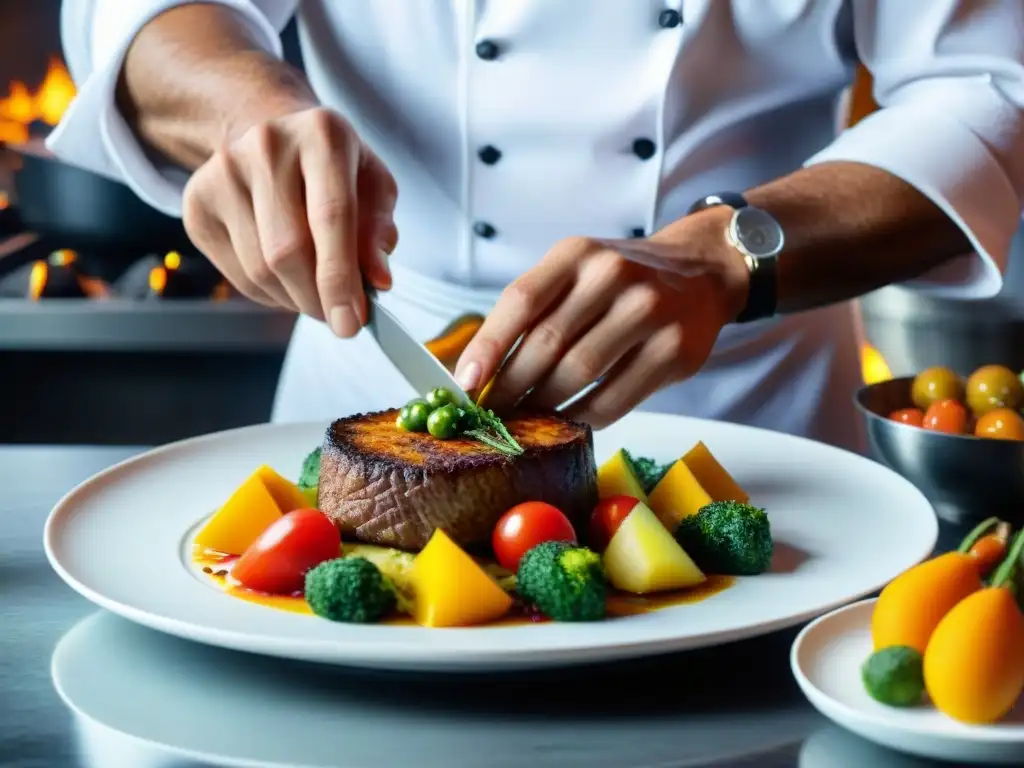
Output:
(44, 415), (940, 670)
(790, 598), (1024, 744)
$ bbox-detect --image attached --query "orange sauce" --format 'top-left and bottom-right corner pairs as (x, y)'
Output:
(191, 548), (736, 626)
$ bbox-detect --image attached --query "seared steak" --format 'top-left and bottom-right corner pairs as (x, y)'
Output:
(318, 410), (597, 551)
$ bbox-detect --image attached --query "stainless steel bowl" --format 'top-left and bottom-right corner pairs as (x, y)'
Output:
(854, 377), (1024, 526)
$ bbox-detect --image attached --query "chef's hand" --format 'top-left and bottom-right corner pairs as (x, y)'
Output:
(454, 209), (750, 428)
(182, 107), (398, 337)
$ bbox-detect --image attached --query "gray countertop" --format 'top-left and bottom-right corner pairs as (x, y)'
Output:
(0, 444), (1003, 768)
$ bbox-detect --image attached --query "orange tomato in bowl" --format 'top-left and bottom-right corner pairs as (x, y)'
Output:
(965, 365), (1024, 417)
(974, 408), (1024, 441)
(492, 502), (576, 572)
(922, 399), (968, 435)
(911, 366), (963, 411)
(888, 408), (925, 428)
(588, 495), (641, 552)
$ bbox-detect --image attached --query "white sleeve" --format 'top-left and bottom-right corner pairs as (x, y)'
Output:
(805, 0), (1024, 300)
(45, 0), (296, 218)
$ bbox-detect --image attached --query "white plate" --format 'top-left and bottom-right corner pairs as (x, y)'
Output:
(45, 411), (938, 672)
(791, 599), (1024, 764)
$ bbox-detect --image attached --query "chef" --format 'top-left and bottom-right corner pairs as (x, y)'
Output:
(50, 1), (1024, 452)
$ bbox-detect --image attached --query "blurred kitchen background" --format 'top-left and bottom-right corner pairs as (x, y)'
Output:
(1, 0), (1023, 446)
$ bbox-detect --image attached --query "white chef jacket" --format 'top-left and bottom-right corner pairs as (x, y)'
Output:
(49, 0), (1024, 453)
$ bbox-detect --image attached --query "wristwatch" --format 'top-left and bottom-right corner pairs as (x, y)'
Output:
(687, 192), (783, 323)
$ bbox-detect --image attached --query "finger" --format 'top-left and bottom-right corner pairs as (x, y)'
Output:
(454, 238), (585, 395)
(301, 112), (362, 337)
(524, 281), (667, 411)
(249, 130), (323, 319)
(564, 324), (686, 429)
(356, 148), (398, 290)
(195, 156), (292, 308)
(483, 249), (628, 410)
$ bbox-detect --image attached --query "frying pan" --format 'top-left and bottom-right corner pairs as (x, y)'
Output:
(1, 140), (193, 277)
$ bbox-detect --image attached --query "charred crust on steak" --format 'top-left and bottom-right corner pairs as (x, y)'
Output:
(317, 409), (598, 551)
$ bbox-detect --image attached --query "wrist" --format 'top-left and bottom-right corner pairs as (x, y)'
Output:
(654, 207), (751, 322)
(214, 53), (319, 146)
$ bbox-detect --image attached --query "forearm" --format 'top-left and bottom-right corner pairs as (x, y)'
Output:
(746, 161), (970, 314)
(116, 3), (317, 170)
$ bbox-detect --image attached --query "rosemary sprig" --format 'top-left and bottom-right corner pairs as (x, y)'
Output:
(459, 401), (524, 457)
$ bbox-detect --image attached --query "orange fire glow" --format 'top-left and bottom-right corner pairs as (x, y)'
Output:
(0, 58), (77, 144)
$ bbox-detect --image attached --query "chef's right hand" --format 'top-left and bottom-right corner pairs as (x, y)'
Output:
(182, 107), (398, 337)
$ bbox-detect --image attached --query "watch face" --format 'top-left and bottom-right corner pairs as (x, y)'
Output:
(733, 207), (784, 258)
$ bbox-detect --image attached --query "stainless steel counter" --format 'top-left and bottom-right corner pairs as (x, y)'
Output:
(0, 444), (999, 768)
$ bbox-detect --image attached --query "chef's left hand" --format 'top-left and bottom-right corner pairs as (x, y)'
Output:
(455, 208), (751, 428)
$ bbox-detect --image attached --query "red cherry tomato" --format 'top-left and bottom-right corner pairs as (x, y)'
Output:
(888, 407), (924, 428)
(492, 502), (576, 572)
(232, 509), (341, 594)
(588, 495), (641, 552)
(922, 398), (969, 435)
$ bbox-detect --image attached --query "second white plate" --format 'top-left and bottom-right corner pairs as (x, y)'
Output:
(791, 599), (1024, 765)
(45, 411), (938, 672)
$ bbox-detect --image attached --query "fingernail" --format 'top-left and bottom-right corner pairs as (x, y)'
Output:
(456, 361), (481, 391)
(375, 248), (391, 279)
(330, 304), (360, 337)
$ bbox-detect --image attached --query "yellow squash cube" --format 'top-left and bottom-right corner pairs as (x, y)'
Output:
(682, 441), (749, 503)
(597, 449), (648, 502)
(256, 465), (312, 513)
(648, 460), (712, 531)
(411, 529), (513, 627)
(603, 501), (705, 594)
(194, 472), (283, 555)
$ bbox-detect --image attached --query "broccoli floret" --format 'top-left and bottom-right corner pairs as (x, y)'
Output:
(674, 501), (773, 576)
(304, 557), (396, 623)
(623, 450), (671, 494)
(298, 447), (321, 490)
(516, 541), (607, 621)
(298, 447), (321, 506)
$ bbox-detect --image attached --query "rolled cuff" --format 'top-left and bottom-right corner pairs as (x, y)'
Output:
(806, 104), (1021, 300)
(46, 0), (283, 218)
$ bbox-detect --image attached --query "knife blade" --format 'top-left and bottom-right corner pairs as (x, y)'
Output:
(364, 290), (472, 404)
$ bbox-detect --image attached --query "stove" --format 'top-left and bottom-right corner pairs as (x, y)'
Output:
(0, 230), (297, 445)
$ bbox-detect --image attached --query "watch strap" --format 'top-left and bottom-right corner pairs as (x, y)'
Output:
(734, 250), (778, 323)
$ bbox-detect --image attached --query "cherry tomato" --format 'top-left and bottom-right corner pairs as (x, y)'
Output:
(233, 509), (341, 594)
(588, 495), (641, 551)
(922, 398), (969, 435)
(911, 367), (963, 411)
(492, 502), (576, 572)
(888, 408), (925, 428)
(974, 408), (1024, 441)
(965, 365), (1024, 417)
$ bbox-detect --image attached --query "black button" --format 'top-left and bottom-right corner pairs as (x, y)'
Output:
(658, 9), (682, 28)
(477, 145), (502, 165)
(473, 221), (497, 239)
(475, 40), (500, 60)
(630, 227), (646, 238)
(632, 138), (657, 160)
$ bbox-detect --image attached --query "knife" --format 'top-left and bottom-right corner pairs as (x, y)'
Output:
(364, 290), (472, 405)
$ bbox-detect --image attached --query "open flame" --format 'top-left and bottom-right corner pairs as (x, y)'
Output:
(0, 57), (77, 144)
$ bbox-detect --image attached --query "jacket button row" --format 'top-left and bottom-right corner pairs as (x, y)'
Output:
(476, 8), (679, 63)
